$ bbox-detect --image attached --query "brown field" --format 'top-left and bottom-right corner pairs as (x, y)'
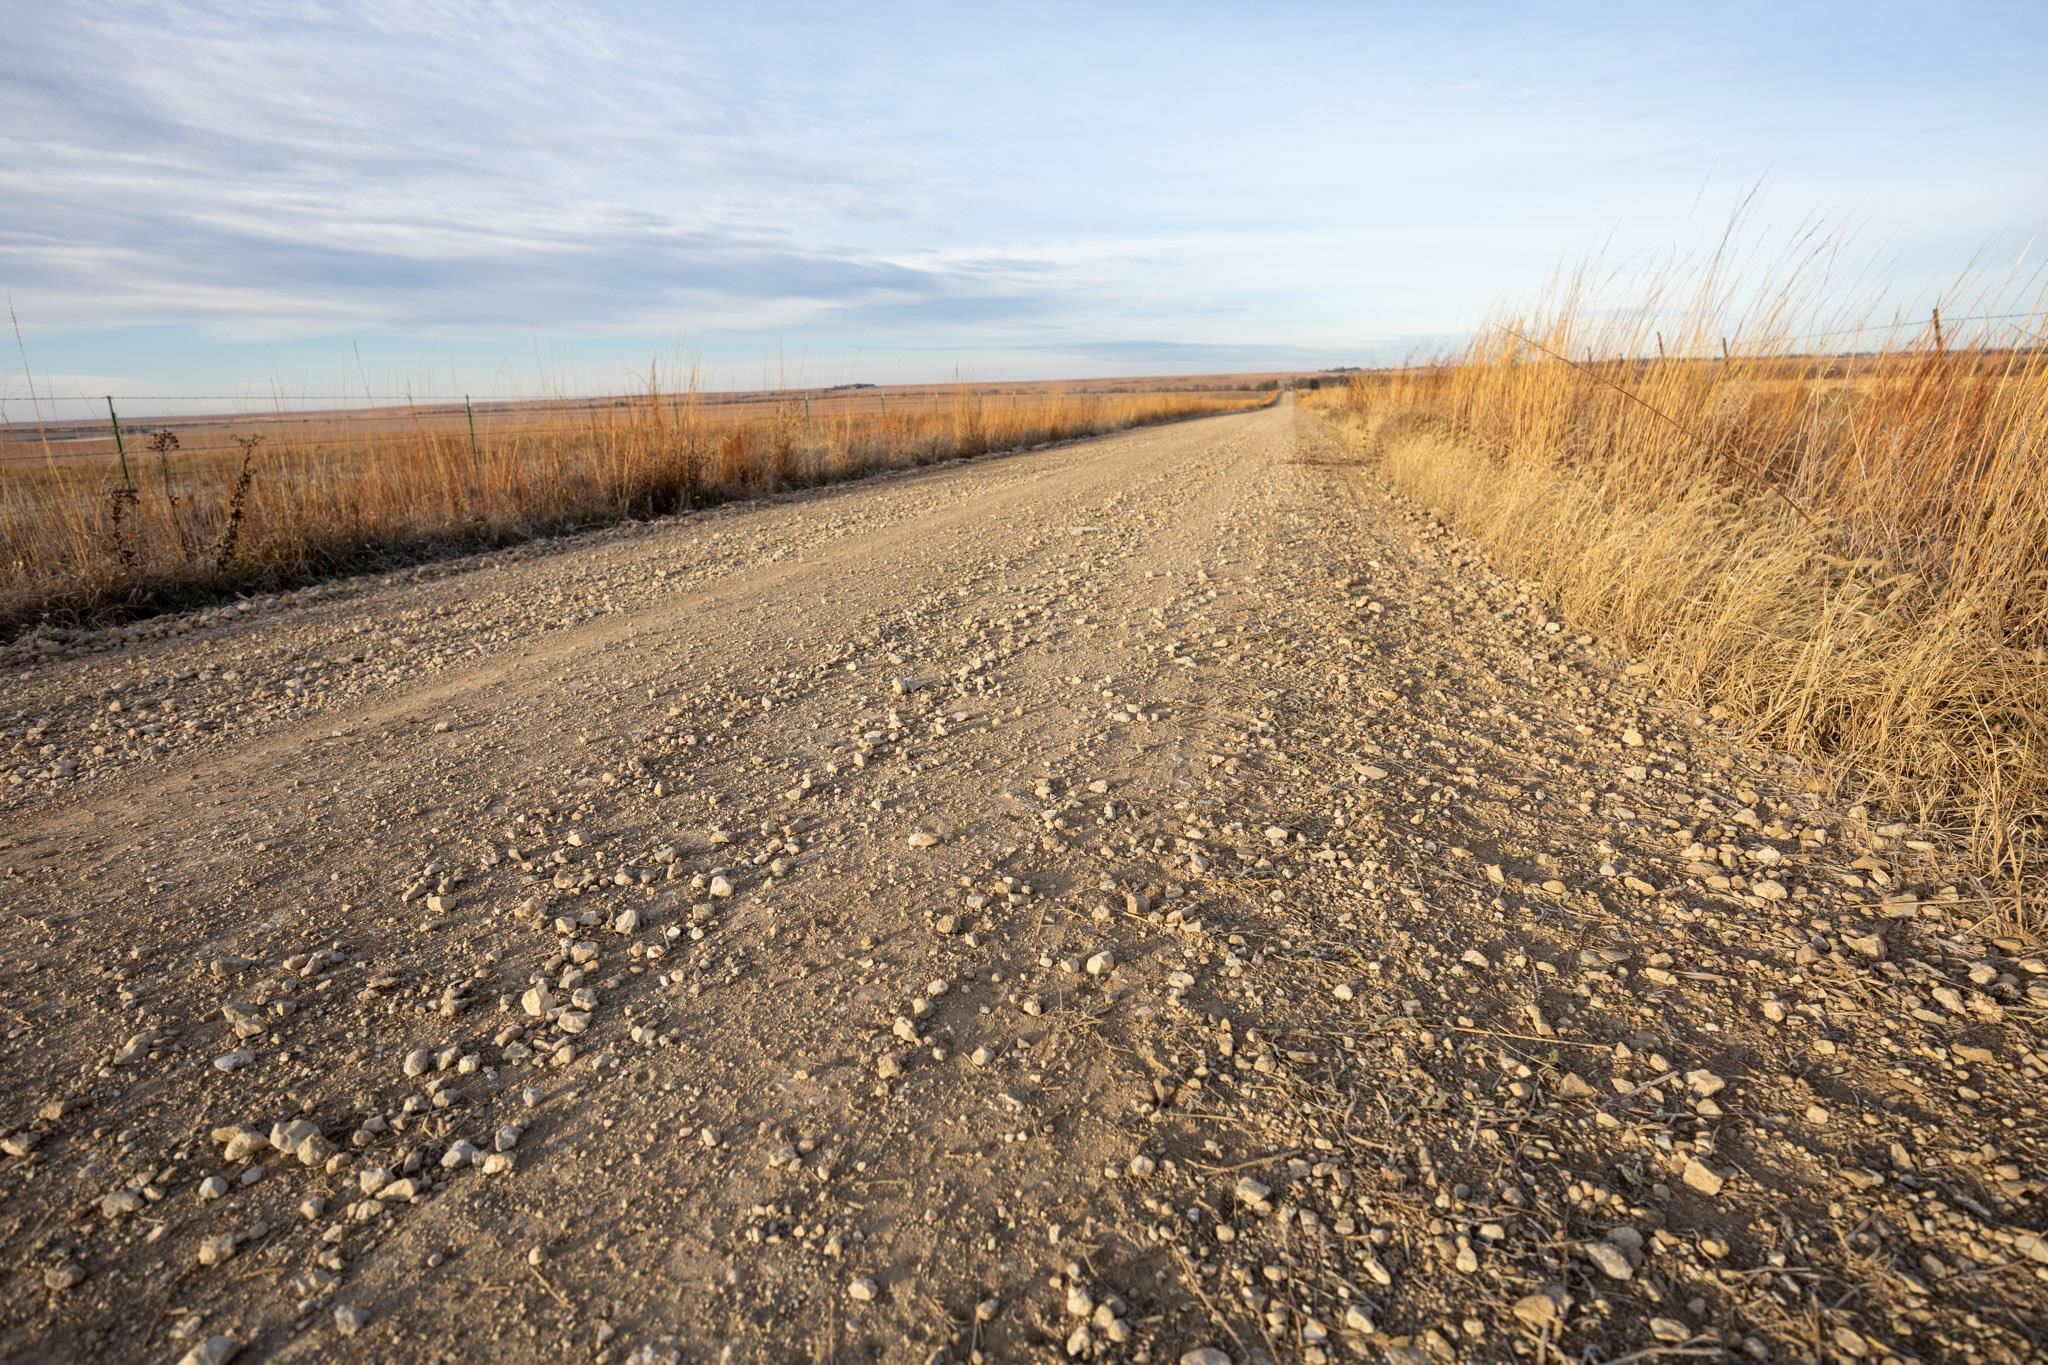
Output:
(0, 374), (1288, 633)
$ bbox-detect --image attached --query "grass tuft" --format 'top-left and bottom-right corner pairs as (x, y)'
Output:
(1307, 270), (2047, 926)
(1, 379), (1270, 637)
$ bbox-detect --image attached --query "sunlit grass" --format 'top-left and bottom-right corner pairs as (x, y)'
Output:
(1, 378), (1271, 633)
(1306, 265), (2046, 925)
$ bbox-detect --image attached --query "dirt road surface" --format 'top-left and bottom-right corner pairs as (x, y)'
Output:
(2, 401), (2042, 1363)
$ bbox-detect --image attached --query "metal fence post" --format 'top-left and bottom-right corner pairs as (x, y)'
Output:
(107, 395), (135, 492)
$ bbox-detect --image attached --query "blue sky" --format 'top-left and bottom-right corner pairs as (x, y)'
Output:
(3, 0), (2045, 416)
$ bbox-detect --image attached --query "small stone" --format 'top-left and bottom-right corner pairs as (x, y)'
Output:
(1181, 1350), (1233, 1365)
(218, 1127), (266, 1162)
(1682, 1159), (1726, 1197)
(1684, 1069), (1725, 1097)
(1583, 1241), (1633, 1280)
(198, 1233), (239, 1266)
(335, 1304), (370, 1336)
(212, 1050), (253, 1072)
(441, 1140), (479, 1169)
(1233, 1176), (1272, 1210)
(709, 875), (735, 898)
(402, 1049), (432, 1077)
(905, 832), (939, 849)
(101, 1188), (146, 1218)
(271, 1118), (318, 1153)
(848, 1276), (878, 1302)
(1084, 951), (1114, 976)
(179, 1336), (239, 1365)
(199, 1175), (229, 1201)
(44, 1261), (86, 1291)
(1512, 1286), (1567, 1332)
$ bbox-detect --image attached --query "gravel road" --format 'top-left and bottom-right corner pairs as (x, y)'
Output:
(1, 400), (2042, 1363)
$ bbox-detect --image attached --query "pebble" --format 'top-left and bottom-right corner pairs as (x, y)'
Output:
(101, 1189), (145, 1218)
(335, 1304), (370, 1336)
(1181, 1350), (1233, 1365)
(1583, 1241), (1633, 1280)
(179, 1337), (239, 1365)
(1682, 1159), (1726, 1197)
(1512, 1286), (1566, 1331)
(847, 1276), (878, 1301)
(44, 1261), (85, 1291)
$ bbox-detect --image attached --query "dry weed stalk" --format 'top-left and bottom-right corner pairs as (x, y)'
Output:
(1308, 268), (2047, 924)
(2, 381), (1270, 636)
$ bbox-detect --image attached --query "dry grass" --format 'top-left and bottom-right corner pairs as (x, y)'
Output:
(1306, 279), (2047, 925)
(0, 381), (1270, 634)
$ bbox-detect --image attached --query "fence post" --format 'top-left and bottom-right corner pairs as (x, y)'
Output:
(1931, 307), (1943, 353)
(465, 395), (481, 467)
(107, 395), (135, 492)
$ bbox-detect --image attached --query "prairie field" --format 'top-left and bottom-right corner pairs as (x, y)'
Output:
(1305, 290), (2048, 920)
(0, 380), (1274, 633)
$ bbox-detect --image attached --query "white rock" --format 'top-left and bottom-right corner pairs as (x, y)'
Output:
(91, 1183), (144, 1218)
(179, 1336), (239, 1365)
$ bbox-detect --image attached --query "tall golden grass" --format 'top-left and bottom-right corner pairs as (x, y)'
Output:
(1307, 278), (2047, 925)
(1, 382), (1270, 634)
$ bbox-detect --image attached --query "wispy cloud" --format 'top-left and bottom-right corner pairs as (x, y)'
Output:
(3, 1), (2043, 393)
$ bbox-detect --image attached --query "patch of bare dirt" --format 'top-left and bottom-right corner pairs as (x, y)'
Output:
(0, 402), (2040, 1363)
